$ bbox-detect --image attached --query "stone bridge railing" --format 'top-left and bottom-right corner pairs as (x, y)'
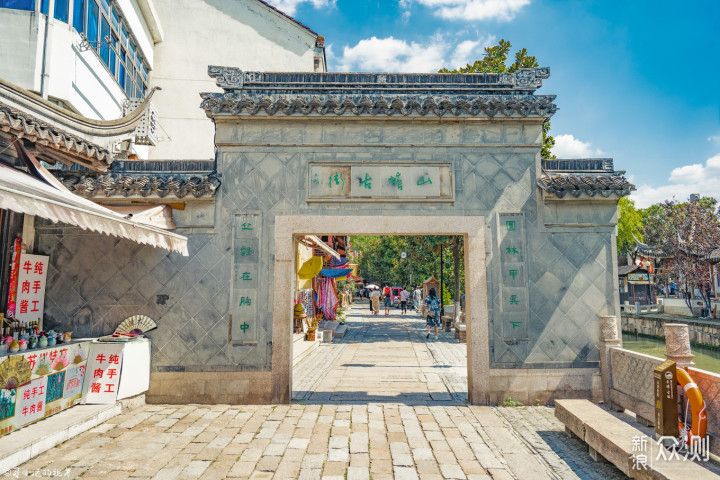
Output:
(619, 303), (664, 315)
(599, 316), (720, 453)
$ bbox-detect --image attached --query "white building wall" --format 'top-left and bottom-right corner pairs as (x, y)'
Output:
(0, 9), (43, 91)
(149, 0), (320, 160)
(0, 1), (154, 122)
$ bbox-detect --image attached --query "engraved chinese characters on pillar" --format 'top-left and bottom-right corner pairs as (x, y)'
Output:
(231, 213), (261, 344)
(498, 213), (529, 341)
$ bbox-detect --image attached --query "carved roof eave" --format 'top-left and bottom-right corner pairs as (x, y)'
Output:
(633, 236), (671, 259)
(201, 94), (558, 120)
(206, 66), (552, 92)
(537, 173), (635, 200)
(0, 77), (159, 170)
(52, 171), (221, 202)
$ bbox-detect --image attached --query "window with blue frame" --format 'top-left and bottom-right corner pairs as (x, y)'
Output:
(54, 0), (68, 22)
(67, 0), (148, 99)
(99, 17), (110, 66)
(72, 0), (85, 34)
(0, 0), (35, 11)
(87, 0), (99, 46)
(40, 0), (48, 13)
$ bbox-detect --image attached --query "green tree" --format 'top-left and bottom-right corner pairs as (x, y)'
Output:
(439, 39), (556, 159)
(351, 235), (464, 300)
(616, 197), (644, 256)
(640, 196), (720, 313)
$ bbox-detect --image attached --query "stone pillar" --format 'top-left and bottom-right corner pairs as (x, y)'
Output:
(598, 315), (621, 407)
(664, 323), (695, 369)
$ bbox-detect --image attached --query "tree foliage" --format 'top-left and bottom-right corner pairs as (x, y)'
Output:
(350, 235), (464, 299)
(616, 197), (644, 256)
(640, 196), (720, 311)
(439, 39), (556, 159)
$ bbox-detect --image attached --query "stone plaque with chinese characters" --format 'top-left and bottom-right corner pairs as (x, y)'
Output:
(307, 163), (453, 202)
(498, 213), (529, 341)
(230, 213), (261, 344)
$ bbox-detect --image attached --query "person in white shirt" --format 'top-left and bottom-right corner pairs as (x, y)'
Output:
(400, 287), (409, 314)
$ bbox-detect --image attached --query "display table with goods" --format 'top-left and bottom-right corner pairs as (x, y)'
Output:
(0, 316), (154, 438)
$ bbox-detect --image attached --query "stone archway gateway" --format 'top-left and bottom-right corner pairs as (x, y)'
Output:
(272, 216), (487, 403)
(193, 66), (633, 405)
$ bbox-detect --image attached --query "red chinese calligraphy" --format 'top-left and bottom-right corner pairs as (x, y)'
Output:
(32, 280), (41, 294)
(108, 354), (120, 364)
(23, 390), (31, 400)
(90, 383), (102, 393)
(26, 354), (37, 369)
(34, 262), (43, 275)
(104, 384), (116, 393)
(21, 281), (30, 294)
(49, 350), (58, 362)
(19, 300), (28, 314)
(31, 300), (39, 312)
(95, 354), (106, 363)
(107, 368), (118, 379)
(93, 369), (104, 379)
(23, 261), (32, 275)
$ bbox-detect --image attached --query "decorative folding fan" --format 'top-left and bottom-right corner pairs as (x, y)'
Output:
(0, 356), (32, 390)
(115, 315), (157, 335)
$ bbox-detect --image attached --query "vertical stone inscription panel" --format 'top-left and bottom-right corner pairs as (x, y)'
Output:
(231, 213), (261, 345)
(498, 213), (529, 341)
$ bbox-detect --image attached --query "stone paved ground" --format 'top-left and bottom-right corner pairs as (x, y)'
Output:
(14, 304), (630, 479)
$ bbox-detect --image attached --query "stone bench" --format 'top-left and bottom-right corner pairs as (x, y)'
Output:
(455, 323), (466, 343)
(555, 399), (716, 479)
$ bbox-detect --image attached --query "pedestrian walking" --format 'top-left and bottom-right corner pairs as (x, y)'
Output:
(400, 287), (409, 314)
(383, 284), (391, 316)
(414, 286), (422, 311)
(424, 288), (441, 340)
(370, 288), (381, 315)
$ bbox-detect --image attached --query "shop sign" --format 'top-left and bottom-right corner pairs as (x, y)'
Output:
(16, 377), (47, 427)
(308, 163), (454, 202)
(83, 343), (124, 404)
(628, 273), (649, 282)
(14, 254), (49, 324)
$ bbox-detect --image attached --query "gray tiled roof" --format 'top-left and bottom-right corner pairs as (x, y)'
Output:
(201, 67), (558, 119)
(0, 103), (111, 166)
(53, 172), (220, 199)
(537, 173), (634, 198)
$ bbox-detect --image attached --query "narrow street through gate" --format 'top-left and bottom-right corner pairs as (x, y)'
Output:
(293, 304), (467, 404)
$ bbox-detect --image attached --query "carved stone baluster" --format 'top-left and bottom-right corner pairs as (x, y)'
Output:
(599, 315), (621, 407)
(664, 323), (695, 369)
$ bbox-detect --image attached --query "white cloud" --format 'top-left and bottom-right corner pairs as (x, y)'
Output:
(333, 34), (494, 72)
(409, 0), (531, 21)
(552, 134), (604, 158)
(708, 135), (720, 143)
(264, 0), (335, 16)
(631, 154), (720, 208)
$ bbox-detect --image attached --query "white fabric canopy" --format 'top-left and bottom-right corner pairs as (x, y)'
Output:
(0, 163), (188, 255)
(304, 235), (341, 260)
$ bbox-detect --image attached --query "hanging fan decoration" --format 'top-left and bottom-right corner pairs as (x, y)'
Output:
(114, 315), (157, 335)
(0, 356), (32, 390)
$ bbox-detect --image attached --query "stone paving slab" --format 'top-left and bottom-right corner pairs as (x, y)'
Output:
(13, 401), (633, 479)
(13, 305), (632, 479)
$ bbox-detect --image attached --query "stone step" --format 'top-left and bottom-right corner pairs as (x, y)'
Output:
(0, 403), (121, 475)
(556, 399), (718, 479)
(334, 324), (349, 338)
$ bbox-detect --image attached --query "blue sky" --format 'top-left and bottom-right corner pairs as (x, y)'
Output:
(267, 0), (720, 208)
